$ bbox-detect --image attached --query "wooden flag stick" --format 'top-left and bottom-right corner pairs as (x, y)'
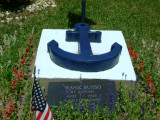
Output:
(29, 66), (36, 120)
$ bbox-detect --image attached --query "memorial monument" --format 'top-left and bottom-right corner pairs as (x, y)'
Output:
(34, 0), (136, 109)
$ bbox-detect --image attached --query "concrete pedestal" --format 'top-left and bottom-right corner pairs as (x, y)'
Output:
(34, 29), (137, 106)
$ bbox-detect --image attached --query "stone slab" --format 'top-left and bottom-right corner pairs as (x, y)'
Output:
(33, 29), (137, 106)
(48, 80), (117, 109)
(35, 29), (136, 81)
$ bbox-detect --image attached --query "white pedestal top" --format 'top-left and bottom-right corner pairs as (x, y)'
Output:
(34, 29), (136, 81)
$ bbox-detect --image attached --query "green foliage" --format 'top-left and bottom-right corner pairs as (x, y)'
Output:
(51, 100), (122, 119)
(0, 0), (160, 119)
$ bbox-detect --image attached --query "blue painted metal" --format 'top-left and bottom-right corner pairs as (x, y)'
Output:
(47, 22), (122, 72)
(47, 0), (122, 72)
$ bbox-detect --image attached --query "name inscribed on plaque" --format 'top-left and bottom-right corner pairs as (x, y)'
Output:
(47, 81), (117, 108)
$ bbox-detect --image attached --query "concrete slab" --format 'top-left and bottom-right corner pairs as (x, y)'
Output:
(33, 29), (137, 106)
(34, 29), (136, 81)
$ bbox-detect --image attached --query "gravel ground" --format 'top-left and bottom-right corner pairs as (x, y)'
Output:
(0, 0), (56, 23)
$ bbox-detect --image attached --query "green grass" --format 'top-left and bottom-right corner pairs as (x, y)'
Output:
(0, 0), (160, 119)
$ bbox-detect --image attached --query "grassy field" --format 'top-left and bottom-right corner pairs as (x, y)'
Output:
(0, 0), (160, 119)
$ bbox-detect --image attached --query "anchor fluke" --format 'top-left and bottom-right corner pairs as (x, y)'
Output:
(47, 40), (122, 72)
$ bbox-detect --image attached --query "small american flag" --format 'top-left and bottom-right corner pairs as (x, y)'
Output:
(31, 78), (54, 120)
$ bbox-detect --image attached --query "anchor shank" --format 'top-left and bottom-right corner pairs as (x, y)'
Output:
(79, 30), (93, 56)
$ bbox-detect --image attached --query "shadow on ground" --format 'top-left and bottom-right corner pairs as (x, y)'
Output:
(0, 0), (34, 12)
(68, 12), (96, 28)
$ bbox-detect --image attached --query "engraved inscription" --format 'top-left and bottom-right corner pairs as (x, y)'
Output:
(47, 81), (117, 108)
(63, 84), (102, 106)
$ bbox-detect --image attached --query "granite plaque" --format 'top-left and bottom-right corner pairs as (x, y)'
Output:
(47, 80), (117, 109)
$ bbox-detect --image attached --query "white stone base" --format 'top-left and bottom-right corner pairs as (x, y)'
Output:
(34, 29), (137, 93)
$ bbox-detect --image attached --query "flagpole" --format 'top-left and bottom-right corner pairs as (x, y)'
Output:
(29, 66), (36, 120)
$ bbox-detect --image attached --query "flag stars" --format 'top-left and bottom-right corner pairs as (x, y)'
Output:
(32, 78), (47, 112)
(31, 78), (53, 119)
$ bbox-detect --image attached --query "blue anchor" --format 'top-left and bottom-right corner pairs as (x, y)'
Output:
(47, 0), (122, 72)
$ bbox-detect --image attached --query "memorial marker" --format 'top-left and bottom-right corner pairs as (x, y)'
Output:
(34, 0), (137, 109)
(48, 80), (117, 109)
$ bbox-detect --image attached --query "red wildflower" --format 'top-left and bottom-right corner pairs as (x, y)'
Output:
(25, 47), (30, 52)
(12, 67), (17, 74)
(29, 38), (33, 43)
(146, 78), (151, 84)
(150, 84), (157, 93)
(18, 71), (24, 78)
(21, 58), (26, 63)
(127, 45), (131, 50)
(137, 67), (143, 71)
(139, 62), (143, 66)
(150, 84), (155, 89)
(16, 77), (20, 82)
(11, 82), (16, 87)
(139, 64), (143, 68)
(152, 89), (157, 94)
(145, 74), (150, 77)
(145, 71), (150, 77)
(133, 53), (138, 60)
(10, 107), (15, 112)
(24, 51), (28, 56)
(129, 50), (134, 55)
(27, 43), (30, 47)
(3, 109), (11, 118)
(2, 41), (4, 44)
(8, 98), (12, 103)
(138, 61), (143, 69)
(2, 46), (6, 51)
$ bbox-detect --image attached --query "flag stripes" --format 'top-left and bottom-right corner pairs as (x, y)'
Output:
(31, 77), (54, 120)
